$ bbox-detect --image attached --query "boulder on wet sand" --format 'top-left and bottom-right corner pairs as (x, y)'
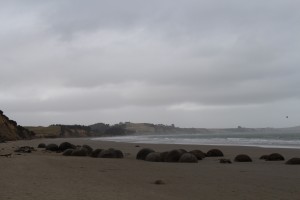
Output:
(63, 149), (74, 156)
(90, 149), (103, 158)
(206, 149), (224, 157)
(286, 157), (300, 165)
(145, 152), (162, 162)
(46, 144), (59, 152)
(82, 145), (93, 155)
(136, 148), (155, 160)
(114, 149), (124, 158)
(71, 148), (88, 156)
(189, 150), (205, 160)
(98, 148), (124, 158)
(37, 143), (46, 148)
(59, 142), (76, 152)
(219, 159), (232, 164)
(165, 149), (185, 162)
(266, 153), (285, 161)
(160, 151), (169, 162)
(234, 154), (252, 162)
(179, 153), (198, 163)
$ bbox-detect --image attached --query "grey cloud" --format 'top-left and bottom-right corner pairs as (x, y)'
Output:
(1, 0), (300, 127)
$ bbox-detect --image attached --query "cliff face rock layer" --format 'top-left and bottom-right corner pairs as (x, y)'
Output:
(0, 110), (34, 141)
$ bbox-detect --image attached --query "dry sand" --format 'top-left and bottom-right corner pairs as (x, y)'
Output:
(0, 138), (300, 200)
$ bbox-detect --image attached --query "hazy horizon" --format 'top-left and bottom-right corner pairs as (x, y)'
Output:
(1, 1), (300, 128)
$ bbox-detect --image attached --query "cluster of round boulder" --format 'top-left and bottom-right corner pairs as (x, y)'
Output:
(136, 148), (224, 163)
(37, 142), (124, 158)
(36, 143), (300, 164)
(136, 147), (300, 165)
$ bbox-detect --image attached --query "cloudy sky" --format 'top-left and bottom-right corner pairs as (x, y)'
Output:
(1, 0), (300, 128)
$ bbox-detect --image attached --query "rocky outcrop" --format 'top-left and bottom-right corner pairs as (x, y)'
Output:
(0, 110), (35, 141)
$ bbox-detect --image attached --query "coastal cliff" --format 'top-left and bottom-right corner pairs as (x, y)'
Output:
(0, 110), (35, 141)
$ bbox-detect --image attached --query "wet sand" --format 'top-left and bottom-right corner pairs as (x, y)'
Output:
(0, 138), (300, 200)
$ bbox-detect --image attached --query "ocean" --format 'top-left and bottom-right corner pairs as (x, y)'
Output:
(93, 131), (300, 149)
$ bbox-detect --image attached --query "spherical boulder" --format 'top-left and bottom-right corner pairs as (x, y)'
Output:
(145, 152), (162, 162)
(114, 149), (124, 158)
(179, 153), (198, 163)
(98, 148), (124, 158)
(37, 143), (46, 148)
(206, 149), (224, 157)
(179, 149), (187, 154)
(286, 157), (300, 165)
(82, 145), (93, 155)
(59, 142), (76, 152)
(136, 148), (155, 160)
(189, 150), (205, 160)
(71, 148), (88, 156)
(159, 151), (169, 162)
(234, 154), (252, 162)
(266, 153), (285, 161)
(90, 149), (103, 158)
(62, 149), (74, 156)
(165, 149), (185, 162)
(46, 144), (59, 151)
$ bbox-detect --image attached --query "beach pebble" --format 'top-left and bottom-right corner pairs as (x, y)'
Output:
(154, 180), (165, 185)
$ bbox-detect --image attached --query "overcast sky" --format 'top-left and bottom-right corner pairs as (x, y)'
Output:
(1, 0), (300, 128)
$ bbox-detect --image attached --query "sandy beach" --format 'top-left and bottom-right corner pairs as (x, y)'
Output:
(0, 138), (300, 200)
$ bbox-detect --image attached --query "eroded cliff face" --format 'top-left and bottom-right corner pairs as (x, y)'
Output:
(0, 110), (34, 141)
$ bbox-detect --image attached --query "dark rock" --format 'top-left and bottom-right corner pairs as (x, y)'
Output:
(14, 146), (35, 153)
(160, 151), (169, 162)
(165, 149), (185, 162)
(219, 158), (232, 164)
(179, 149), (187, 153)
(259, 155), (269, 160)
(234, 154), (252, 162)
(37, 143), (46, 148)
(90, 149), (103, 158)
(179, 153), (198, 163)
(46, 144), (59, 151)
(286, 157), (300, 165)
(114, 149), (124, 158)
(145, 152), (162, 162)
(206, 149), (224, 157)
(98, 148), (124, 158)
(82, 145), (93, 155)
(154, 180), (165, 185)
(136, 148), (155, 160)
(62, 149), (74, 156)
(189, 150), (205, 160)
(71, 148), (88, 156)
(59, 142), (76, 152)
(266, 153), (285, 161)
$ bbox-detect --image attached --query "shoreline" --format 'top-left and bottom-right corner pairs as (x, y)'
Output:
(1, 138), (300, 200)
(93, 136), (300, 150)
